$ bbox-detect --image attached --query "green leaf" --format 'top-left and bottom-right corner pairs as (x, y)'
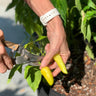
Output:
(81, 10), (96, 41)
(93, 36), (96, 42)
(86, 24), (91, 43)
(6, 0), (18, 11)
(85, 10), (96, 20)
(35, 36), (47, 42)
(51, 0), (67, 26)
(92, 32), (96, 43)
(24, 42), (40, 54)
(25, 66), (42, 92)
(83, 6), (91, 11)
(7, 79), (11, 84)
(32, 24), (43, 37)
(18, 65), (23, 73)
(86, 45), (94, 59)
(14, 0), (43, 36)
(81, 10), (87, 40)
(88, 0), (96, 9)
(8, 64), (23, 83)
(24, 65), (32, 79)
(75, 0), (82, 11)
(81, 10), (95, 40)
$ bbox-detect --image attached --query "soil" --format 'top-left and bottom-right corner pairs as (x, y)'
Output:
(52, 51), (96, 96)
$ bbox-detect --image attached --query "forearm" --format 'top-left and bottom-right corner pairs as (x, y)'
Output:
(26, 0), (66, 37)
(25, 0), (54, 17)
(25, 0), (63, 33)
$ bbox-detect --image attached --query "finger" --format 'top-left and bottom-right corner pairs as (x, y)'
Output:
(40, 42), (57, 69)
(60, 54), (68, 64)
(60, 41), (70, 59)
(3, 53), (13, 69)
(52, 67), (61, 77)
(60, 42), (70, 64)
(40, 52), (53, 69)
(45, 43), (50, 53)
(0, 41), (6, 55)
(48, 62), (58, 70)
(0, 29), (4, 40)
(0, 56), (7, 73)
(40, 45), (59, 69)
(45, 44), (55, 66)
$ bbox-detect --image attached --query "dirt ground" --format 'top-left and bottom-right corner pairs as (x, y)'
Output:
(52, 51), (96, 96)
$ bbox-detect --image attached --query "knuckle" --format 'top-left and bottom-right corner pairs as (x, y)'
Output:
(51, 46), (60, 53)
(3, 55), (13, 69)
(53, 68), (61, 77)
(68, 50), (71, 57)
(0, 46), (6, 54)
(51, 48), (58, 55)
(0, 30), (4, 38)
(9, 64), (13, 69)
(65, 51), (71, 60)
(0, 68), (7, 73)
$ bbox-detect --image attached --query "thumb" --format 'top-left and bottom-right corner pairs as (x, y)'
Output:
(40, 42), (59, 69)
(45, 43), (50, 54)
(40, 43), (58, 69)
(0, 29), (4, 40)
(40, 51), (55, 69)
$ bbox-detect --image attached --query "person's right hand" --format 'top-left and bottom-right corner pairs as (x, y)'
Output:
(40, 16), (70, 77)
(0, 29), (13, 73)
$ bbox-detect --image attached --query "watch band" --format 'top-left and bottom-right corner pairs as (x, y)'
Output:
(40, 8), (60, 26)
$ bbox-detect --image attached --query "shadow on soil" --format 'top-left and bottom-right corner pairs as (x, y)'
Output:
(0, 89), (25, 96)
(61, 36), (86, 93)
(0, 17), (28, 44)
(0, 79), (28, 96)
(0, 17), (29, 53)
(0, 17), (30, 96)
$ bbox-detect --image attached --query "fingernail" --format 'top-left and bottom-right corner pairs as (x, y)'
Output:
(40, 65), (43, 70)
(40, 67), (41, 70)
(9, 64), (13, 69)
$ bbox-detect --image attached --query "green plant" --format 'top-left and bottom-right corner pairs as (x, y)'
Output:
(6, 0), (68, 92)
(66, 0), (96, 59)
(6, 0), (96, 92)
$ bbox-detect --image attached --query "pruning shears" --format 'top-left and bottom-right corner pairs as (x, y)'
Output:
(1, 40), (44, 66)
(1, 40), (68, 74)
(1, 40), (68, 86)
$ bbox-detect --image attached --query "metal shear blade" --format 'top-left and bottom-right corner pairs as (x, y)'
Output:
(15, 56), (42, 66)
(2, 40), (44, 66)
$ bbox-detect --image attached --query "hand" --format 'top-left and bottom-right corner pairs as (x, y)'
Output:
(0, 30), (13, 73)
(40, 16), (70, 77)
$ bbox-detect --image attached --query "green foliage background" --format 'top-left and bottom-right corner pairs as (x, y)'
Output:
(7, 0), (96, 91)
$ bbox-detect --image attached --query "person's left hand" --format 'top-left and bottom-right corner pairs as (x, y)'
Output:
(0, 30), (13, 73)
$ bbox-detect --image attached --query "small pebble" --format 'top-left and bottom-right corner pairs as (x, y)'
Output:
(89, 89), (92, 93)
(84, 87), (89, 91)
(82, 85), (86, 88)
(77, 86), (82, 89)
(54, 88), (57, 92)
(61, 89), (64, 92)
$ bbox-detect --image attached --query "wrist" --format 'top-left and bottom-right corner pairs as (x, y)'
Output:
(40, 8), (60, 26)
(46, 16), (63, 29)
(46, 16), (67, 40)
(26, 0), (54, 17)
